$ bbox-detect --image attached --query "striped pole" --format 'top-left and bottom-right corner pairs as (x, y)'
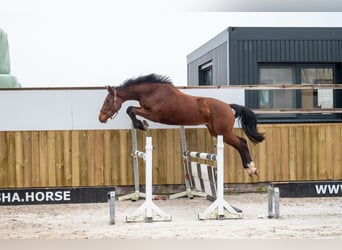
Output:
(183, 151), (217, 161)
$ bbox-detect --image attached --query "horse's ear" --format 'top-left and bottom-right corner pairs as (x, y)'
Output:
(106, 86), (115, 95)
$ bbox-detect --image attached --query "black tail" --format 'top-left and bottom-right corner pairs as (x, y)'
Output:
(230, 104), (265, 144)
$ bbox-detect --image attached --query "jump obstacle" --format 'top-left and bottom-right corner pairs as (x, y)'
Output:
(125, 136), (172, 223)
(112, 125), (278, 222)
(169, 127), (207, 200)
(170, 126), (243, 220)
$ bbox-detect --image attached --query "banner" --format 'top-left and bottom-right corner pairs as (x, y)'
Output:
(273, 181), (342, 198)
(0, 186), (115, 205)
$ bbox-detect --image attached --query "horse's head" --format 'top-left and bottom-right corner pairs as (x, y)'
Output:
(99, 86), (122, 123)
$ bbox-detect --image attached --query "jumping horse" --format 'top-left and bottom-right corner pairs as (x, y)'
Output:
(99, 74), (265, 176)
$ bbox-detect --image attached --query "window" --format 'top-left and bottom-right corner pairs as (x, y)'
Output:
(255, 64), (337, 122)
(301, 68), (333, 109)
(199, 61), (213, 86)
(259, 67), (295, 109)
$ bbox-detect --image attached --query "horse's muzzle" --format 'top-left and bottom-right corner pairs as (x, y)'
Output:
(99, 113), (108, 123)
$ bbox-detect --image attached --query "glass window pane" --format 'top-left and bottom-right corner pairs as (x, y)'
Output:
(301, 68), (333, 109)
(259, 67), (295, 109)
(199, 61), (213, 86)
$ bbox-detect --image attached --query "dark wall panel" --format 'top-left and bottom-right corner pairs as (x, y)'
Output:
(187, 42), (227, 86)
(229, 27), (342, 85)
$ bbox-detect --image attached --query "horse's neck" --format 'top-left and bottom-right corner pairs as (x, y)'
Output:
(119, 84), (163, 101)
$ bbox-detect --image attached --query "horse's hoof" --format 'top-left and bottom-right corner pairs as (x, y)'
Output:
(142, 120), (150, 131)
(253, 168), (259, 176)
(246, 162), (258, 176)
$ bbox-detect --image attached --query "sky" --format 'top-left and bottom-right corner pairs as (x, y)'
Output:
(1, 0), (342, 87)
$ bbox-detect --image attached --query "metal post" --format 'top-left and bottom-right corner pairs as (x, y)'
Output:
(268, 185), (274, 218)
(274, 187), (280, 219)
(108, 191), (115, 225)
(268, 185), (280, 219)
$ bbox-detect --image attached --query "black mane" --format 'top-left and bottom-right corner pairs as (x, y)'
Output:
(118, 74), (173, 89)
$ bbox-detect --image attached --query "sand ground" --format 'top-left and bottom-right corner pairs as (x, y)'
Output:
(0, 193), (341, 239)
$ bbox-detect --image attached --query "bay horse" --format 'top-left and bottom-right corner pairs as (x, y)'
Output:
(99, 74), (265, 176)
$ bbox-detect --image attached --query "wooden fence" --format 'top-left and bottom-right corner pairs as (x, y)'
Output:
(0, 123), (341, 188)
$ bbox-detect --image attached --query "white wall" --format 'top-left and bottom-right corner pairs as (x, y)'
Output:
(0, 88), (244, 131)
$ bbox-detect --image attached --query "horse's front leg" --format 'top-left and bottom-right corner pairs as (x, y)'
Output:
(126, 106), (149, 131)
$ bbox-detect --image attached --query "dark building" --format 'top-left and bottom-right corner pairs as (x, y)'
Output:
(187, 27), (342, 122)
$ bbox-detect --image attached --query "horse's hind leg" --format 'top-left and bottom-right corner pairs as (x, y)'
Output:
(236, 136), (258, 176)
(206, 124), (257, 176)
(223, 132), (258, 176)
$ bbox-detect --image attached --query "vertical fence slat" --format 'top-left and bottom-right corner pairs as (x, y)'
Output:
(39, 131), (48, 186)
(295, 127), (304, 180)
(63, 130), (72, 186)
(0, 132), (7, 187)
(7, 132), (16, 187)
(14, 132), (24, 187)
(273, 127), (282, 181)
(23, 131), (32, 187)
(71, 130), (80, 186)
(173, 129), (183, 184)
(31, 131), (40, 187)
(55, 131), (64, 186)
(318, 125), (327, 179)
(333, 125), (342, 179)
(119, 130), (129, 185)
(325, 125), (334, 179)
(103, 130), (112, 185)
(111, 130), (120, 184)
(303, 126), (311, 180)
(311, 126), (319, 180)
(288, 126), (297, 180)
(280, 126), (289, 180)
(47, 131), (56, 186)
(155, 129), (167, 184)
(87, 130), (95, 186)
(266, 127), (275, 181)
(95, 130), (104, 185)
(79, 131), (89, 186)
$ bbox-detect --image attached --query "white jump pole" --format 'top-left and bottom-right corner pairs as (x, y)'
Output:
(198, 135), (243, 220)
(145, 137), (153, 220)
(126, 137), (172, 223)
(216, 135), (225, 218)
